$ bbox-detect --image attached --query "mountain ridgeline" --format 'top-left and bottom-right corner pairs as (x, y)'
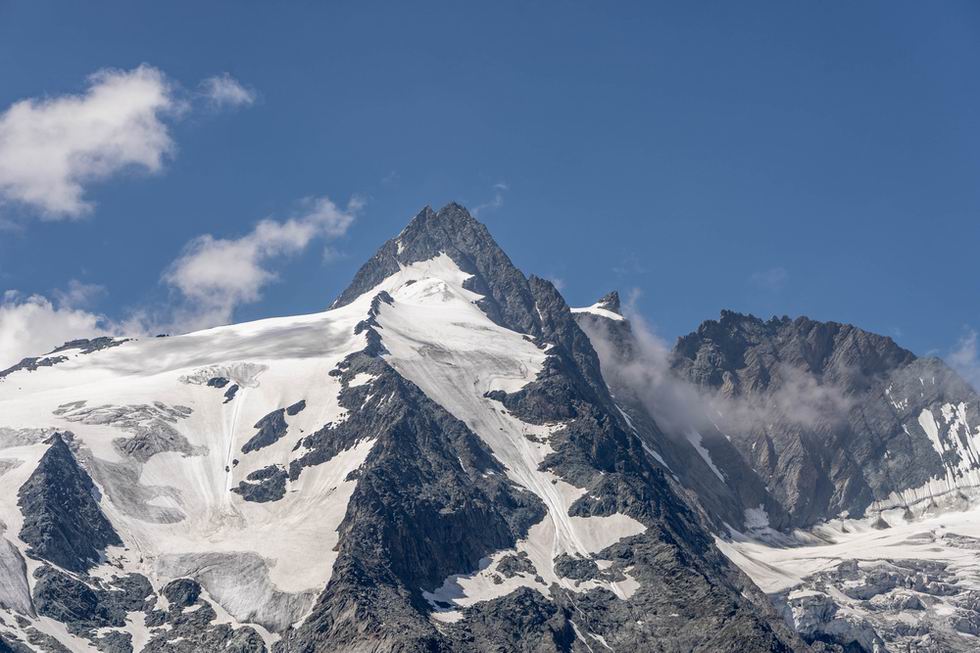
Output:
(0, 203), (977, 652)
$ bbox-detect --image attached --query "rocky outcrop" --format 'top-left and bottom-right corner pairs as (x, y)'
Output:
(672, 311), (980, 527)
(17, 434), (121, 573)
(0, 338), (127, 380)
(332, 203), (544, 339)
(574, 303), (792, 532)
(232, 466), (288, 503)
(277, 347), (549, 652)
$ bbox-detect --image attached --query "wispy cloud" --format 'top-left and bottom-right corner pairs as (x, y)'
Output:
(581, 292), (853, 443)
(949, 329), (980, 391)
(162, 195), (363, 331)
(52, 279), (106, 309)
(472, 182), (508, 217)
(200, 73), (256, 109)
(748, 266), (789, 292)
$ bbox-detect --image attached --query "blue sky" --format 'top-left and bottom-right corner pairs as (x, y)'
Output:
(1, 1), (979, 381)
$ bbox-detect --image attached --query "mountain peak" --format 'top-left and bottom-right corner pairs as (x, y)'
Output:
(597, 290), (621, 314)
(397, 202), (479, 237)
(675, 310), (918, 397)
(332, 202), (544, 337)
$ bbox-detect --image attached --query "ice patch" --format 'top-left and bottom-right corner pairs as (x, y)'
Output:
(155, 552), (316, 632)
(685, 429), (725, 482)
(179, 362), (268, 388)
(571, 303), (625, 322)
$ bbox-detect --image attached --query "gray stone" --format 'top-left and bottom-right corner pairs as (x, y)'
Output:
(18, 434), (122, 573)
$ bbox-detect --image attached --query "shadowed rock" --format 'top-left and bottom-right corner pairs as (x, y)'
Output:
(18, 434), (121, 573)
(241, 409), (288, 454)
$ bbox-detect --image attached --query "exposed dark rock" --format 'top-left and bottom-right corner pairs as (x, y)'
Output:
(552, 553), (599, 581)
(445, 587), (575, 652)
(231, 466), (288, 503)
(0, 338), (126, 380)
(596, 290), (621, 314)
(18, 434), (121, 572)
(671, 310), (980, 527)
(206, 377), (229, 389)
(34, 565), (153, 636)
(140, 587), (267, 653)
(223, 385), (239, 403)
(0, 356), (68, 380)
(22, 627), (70, 653)
(7, 204), (818, 651)
(575, 305), (794, 532)
(90, 630), (132, 653)
(241, 409), (288, 454)
(496, 552), (536, 578)
(0, 633), (34, 653)
(333, 203), (544, 339)
(276, 344), (550, 651)
(161, 578), (201, 608)
(50, 338), (127, 355)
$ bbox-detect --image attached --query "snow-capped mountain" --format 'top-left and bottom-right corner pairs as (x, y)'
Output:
(0, 204), (805, 653)
(576, 300), (980, 652)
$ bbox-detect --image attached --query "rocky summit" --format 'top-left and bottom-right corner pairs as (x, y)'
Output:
(576, 298), (980, 652)
(0, 203), (977, 652)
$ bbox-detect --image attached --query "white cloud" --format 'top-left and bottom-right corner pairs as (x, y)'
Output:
(200, 73), (255, 109)
(52, 279), (106, 309)
(949, 329), (980, 391)
(0, 194), (362, 360)
(162, 195), (362, 331)
(472, 182), (508, 217)
(0, 289), (110, 369)
(0, 65), (179, 218)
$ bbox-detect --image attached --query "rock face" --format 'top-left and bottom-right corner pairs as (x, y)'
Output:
(576, 301), (980, 652)
(275, 204), (805, 652)
(333, 203), (545, 339)
(17, 433), (122, 573)
(671, 311), (980, 527)
(0, 337), (127, 379)
(577, 304), (980, 531)
(574, 305), (792, 533)
(0, 204), (810, 651)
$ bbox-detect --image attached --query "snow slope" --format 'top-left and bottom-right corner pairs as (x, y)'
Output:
(720, 506), (980, 651)
(362, 255), (647, 619)
(0, 254), (647, 650)
(0, 290), (382, 647)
